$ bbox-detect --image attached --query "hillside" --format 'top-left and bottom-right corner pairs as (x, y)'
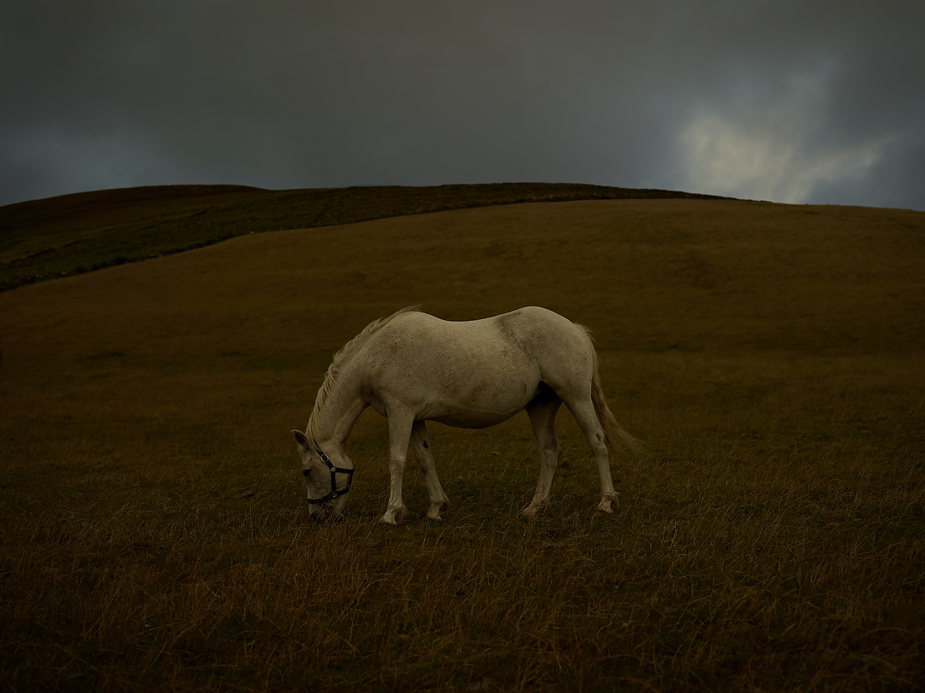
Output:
(1, 197), (923, 690)
(0, 182), (724, 292)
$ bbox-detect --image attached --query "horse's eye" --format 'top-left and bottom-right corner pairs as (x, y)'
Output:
(302, 469), (310, 478)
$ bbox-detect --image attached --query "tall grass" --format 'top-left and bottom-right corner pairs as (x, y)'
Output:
(1, 198), (923, 691)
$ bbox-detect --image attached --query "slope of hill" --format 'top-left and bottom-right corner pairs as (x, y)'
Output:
(0, 183), (725, 291)
(1, 197), (923, 690)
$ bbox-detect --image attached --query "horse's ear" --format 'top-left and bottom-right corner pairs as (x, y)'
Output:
(292, 430), (310, 450)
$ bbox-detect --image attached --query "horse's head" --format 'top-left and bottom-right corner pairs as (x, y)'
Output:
(292, 430), (354, 521)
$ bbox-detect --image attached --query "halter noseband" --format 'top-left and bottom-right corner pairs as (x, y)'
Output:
(303, 446), (354, 505)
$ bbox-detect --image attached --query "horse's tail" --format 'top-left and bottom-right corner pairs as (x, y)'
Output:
(580, 326), (647, 456)
(591, 373), (646, 455)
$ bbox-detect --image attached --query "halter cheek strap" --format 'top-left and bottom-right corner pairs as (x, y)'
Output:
(304, 446), (355, 505)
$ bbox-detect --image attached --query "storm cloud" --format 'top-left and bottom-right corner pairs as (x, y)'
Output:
(1, 1), (923, 209)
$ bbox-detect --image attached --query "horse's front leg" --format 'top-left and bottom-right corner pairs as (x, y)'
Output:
(410, 420), (450, 521)
(381, 410), (415, 526)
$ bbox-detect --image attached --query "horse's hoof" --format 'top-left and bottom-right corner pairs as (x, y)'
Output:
(522, 503), (546, 518)
(597, 495), (619, 513)
(379, 505), (406, 526)
(426, 499), (449, 521)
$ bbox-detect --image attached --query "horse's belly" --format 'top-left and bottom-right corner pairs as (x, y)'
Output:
(420, 386), (536, 428)
(426, 406), (520, 429)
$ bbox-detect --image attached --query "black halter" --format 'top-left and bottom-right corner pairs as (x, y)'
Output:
(303, 446), (355, 505)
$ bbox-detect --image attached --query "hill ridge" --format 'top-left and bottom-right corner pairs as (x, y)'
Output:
(1, 183), (727, 292)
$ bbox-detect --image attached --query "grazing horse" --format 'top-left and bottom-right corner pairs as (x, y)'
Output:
(292, 306), (642, 524)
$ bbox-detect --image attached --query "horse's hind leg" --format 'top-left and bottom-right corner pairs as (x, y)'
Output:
(410, 421), (450, 521)
(381, 408), (415, 526)
(562, 396), (619, 513)
(523, 391), (562, 517)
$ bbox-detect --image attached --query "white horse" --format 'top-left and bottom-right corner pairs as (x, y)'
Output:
(292, 306), (642, 525)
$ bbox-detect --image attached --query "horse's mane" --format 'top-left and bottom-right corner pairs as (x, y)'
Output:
(307, 306), (420, 445)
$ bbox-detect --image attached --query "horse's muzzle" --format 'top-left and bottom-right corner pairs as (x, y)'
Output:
(309, 504), (345, 522)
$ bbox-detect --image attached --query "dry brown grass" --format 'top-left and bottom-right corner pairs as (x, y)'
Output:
(1, 198), (924, 691)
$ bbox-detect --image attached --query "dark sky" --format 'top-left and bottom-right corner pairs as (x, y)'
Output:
(2, 1), (923, 210)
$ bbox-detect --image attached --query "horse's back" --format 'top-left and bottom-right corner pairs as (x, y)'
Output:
(364, 307), (545, 386)
(359, 307), (595, 424)
(371, 306), (585, 363)
(491, 306), (592, 358)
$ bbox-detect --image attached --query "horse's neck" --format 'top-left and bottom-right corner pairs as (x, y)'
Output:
(310, 365), (367, 450)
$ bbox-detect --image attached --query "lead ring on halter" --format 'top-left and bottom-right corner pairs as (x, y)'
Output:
(304, 446), (355, 505)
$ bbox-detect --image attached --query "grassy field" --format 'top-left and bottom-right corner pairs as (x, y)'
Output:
(1, 193), (924, 691)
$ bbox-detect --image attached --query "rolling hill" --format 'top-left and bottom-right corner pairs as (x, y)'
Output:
(1, 189), (923, 690)
(0, 182), (724, 292)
